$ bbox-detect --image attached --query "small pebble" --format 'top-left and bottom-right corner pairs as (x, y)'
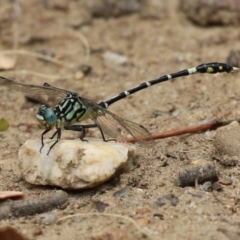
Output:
(212, 182), (223, 191)
(96, 201), (109, 212)
(37, 212), (58, 225)
(113, 186), (130, 198)
(153, 213), (164, 220)
(156, 194), (178, 207)
(201, 181), (212, 192)
(103, 51), (128, 65)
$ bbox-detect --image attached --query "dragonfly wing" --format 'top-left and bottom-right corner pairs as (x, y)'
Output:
(81, 98), (151, 140)
(95, 110), (151, 140)
(0, 76), (68, 105)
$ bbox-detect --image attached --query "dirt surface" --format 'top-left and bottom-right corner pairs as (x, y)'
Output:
(1, 0), (240, 239)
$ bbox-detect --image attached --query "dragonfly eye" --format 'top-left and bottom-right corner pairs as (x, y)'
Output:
(44, 108), (57, 124)
(36, 105), (57, 125)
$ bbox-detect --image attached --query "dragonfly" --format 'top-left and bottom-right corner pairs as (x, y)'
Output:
(0, 62), (238, 154)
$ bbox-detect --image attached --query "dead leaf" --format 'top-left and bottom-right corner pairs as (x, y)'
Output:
(0, 54), (16, 70)
(0, 191), (24, 200)
(0, 226), (29, 240)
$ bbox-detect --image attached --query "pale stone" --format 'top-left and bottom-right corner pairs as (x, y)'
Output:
(212, 121), (240, 166)
(103, 51), (128, 65)
(18, 139), (137, 189)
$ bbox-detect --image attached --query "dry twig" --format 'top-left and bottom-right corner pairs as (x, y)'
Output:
(119, 118), (240, 143)
(0, 191), (68, 220)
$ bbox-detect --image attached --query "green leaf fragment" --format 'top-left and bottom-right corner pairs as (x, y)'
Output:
(0, 118), (9, 131)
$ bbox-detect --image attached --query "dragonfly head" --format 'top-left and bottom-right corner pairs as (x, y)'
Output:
(36, 105), (57, 127)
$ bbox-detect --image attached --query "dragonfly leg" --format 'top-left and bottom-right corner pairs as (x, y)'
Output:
(64, 124), (98, 141)
(97, 124), (116, 142)
(47, 128), (61, 155)
(50, 130), (58, 139)
(65, 124), (116, 142)
(40, 128), (51, 153)
(79, 127), (88, 142)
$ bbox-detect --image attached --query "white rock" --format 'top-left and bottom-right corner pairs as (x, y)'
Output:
(103, 51), (128, 65)
(18, 139), (136, 189)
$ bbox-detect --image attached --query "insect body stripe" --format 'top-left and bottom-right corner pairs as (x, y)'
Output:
(57, 95), (73, 113)
(57, 100), (72, 116)
(103, 102), (108, 108)
(65, 102), (79, 120)
(187, 67), (197, 74)
(57, 100), (66, 112)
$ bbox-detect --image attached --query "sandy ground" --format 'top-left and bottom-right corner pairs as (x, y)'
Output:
(1, 0), (240, 239)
